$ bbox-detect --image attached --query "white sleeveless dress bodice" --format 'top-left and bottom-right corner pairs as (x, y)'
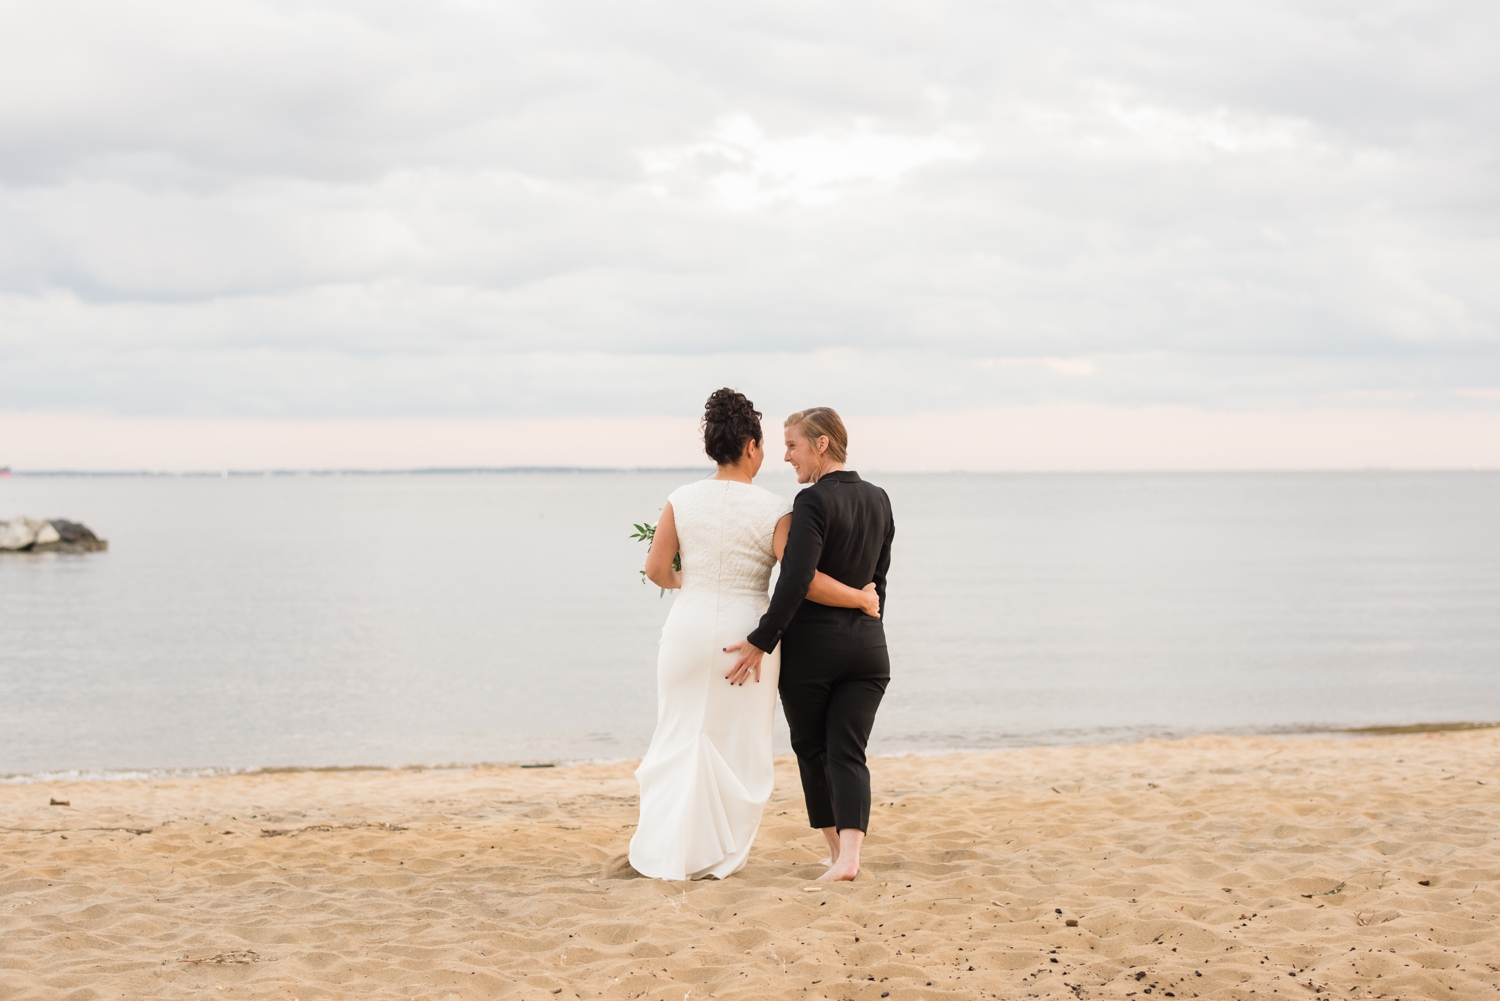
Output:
(629, 478), (793, 880)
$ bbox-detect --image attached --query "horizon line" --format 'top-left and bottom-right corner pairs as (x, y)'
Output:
(1, 466), (712, 478)
(4, 466), (1499, 478)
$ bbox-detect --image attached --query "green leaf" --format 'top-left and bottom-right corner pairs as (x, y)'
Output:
(632, 517), (677, 595)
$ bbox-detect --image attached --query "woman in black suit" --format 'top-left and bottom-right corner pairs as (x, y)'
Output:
(726, 407), (893, 882)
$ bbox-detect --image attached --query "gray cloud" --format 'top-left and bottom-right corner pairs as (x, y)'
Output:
(0, 0), (1496, 418)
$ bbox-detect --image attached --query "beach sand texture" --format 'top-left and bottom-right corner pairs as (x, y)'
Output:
(3, 731), (1498, 1000)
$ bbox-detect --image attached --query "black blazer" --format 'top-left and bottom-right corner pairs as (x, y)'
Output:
(746, 470), (894, 654)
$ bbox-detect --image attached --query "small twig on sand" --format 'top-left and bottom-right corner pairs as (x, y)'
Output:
(179, 950), (272, 965)
(259, 821), (406, 838)
(1301, 880), (1346, 898)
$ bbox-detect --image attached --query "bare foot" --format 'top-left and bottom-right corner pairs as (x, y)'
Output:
(817, 858), (858, 881)
(816, 827), (864, 881)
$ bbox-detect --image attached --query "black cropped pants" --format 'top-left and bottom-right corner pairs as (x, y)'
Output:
(778, 631), (890, 833)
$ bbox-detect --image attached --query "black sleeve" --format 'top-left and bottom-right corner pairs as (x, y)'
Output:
(746, 487), (827, 653)
(871, 491), (894, 618)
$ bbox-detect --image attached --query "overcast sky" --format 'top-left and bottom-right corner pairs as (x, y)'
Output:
(2, 0), (1498, 450)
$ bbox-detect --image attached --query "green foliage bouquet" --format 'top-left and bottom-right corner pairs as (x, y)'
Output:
(630, 521), (680, 597)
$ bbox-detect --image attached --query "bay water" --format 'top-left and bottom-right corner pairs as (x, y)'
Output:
(2, 470), (1497, 777)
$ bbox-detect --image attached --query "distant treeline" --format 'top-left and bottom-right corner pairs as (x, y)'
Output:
(6, 467), (711, 478)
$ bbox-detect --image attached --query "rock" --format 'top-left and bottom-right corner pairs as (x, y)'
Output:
(42, 519), (106, 551)
(0, 517), (108, 553)
(0, 518), (37, 550)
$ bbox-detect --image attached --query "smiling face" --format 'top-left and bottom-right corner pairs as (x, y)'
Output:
(783, 426), (829, 484)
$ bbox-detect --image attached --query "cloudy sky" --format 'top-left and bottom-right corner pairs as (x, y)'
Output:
(2, 0), (1497, 468)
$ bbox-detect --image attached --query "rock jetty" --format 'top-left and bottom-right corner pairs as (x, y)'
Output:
(0, 518), (108, 553)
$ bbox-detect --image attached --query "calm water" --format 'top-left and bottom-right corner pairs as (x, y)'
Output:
(2, 470), (1498, 776)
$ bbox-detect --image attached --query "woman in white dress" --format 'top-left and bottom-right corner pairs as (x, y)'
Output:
(630, 389), (881, 880)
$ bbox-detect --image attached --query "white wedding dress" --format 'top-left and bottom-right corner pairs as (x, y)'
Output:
(629, 478), (793, 880)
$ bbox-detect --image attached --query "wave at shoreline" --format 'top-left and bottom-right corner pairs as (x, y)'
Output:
(6, 720), (1494, 784)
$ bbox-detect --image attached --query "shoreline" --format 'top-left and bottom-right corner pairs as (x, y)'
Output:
(4, 730), (1498, 999)
(6, 720), (1497, 785)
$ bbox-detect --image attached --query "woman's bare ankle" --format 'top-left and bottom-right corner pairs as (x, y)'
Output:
(816, 828), (863, 881)
(819, 826), (840, 867)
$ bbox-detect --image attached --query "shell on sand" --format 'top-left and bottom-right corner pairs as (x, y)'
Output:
(2, 731), (1497, 999)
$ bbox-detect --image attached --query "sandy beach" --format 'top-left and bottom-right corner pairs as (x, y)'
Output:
(3, 730), (1497, 1000)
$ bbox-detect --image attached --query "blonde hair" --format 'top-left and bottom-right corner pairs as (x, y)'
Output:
(785, 407), (848, 463)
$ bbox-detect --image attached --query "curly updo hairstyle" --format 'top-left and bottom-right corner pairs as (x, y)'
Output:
(702, 388), (763, 466)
